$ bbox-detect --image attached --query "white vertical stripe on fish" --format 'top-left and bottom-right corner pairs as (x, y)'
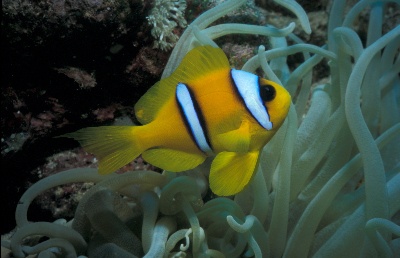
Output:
(176, 83), (213, 155)
(230, 69), (273, 130)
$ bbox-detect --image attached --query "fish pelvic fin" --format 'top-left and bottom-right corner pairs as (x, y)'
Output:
(210, 151), (260, 196)
(62, 126), (145, 175)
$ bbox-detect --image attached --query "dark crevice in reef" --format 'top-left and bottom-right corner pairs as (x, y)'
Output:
(1, 0), (169, 234)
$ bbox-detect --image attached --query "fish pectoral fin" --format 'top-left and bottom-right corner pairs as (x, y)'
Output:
(215, 120), (251, 153)
(210, 151), (260, 196)
(142, 148), (206, 172)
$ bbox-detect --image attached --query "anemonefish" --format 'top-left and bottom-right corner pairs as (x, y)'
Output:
(63, 46), (291, 196)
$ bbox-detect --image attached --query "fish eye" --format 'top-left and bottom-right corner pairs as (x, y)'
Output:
(260, 85), (276, 102)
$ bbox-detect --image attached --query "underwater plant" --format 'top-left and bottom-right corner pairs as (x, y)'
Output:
(2, 0), (399, 257)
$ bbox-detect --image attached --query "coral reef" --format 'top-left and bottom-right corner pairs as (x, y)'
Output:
(2, 0), (400, 257)
(147, 0), (188, 50)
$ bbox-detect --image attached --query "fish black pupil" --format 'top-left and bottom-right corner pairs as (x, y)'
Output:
(260, 85), (276, 102)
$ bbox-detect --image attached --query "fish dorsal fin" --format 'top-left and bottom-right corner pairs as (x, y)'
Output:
(135, 46), (230, 124)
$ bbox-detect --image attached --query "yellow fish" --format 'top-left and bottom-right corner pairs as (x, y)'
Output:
(64, 46), (291, 196)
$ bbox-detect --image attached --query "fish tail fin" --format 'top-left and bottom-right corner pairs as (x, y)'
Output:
(62, 126), (145, 175)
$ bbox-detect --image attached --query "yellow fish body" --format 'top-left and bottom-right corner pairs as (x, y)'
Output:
(65, 46), (291, 196)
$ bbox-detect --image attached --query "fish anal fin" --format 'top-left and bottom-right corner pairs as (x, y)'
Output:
(210, 151), (260, 196)
(142, 148), (206, 172)
(215, 120), (251, 153)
